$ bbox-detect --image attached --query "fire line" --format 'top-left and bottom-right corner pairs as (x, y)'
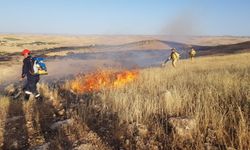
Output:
(70, 70), (139, 94)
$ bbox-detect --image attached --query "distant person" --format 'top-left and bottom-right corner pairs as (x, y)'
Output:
(169, 48), (180, 68)
(189, 48), (196, 61)
(20, 49), (40, 100)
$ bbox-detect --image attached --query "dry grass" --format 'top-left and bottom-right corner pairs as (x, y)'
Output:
(0, 34), (156, 53)
(0, 96), (10, 144)
(1, 34), (250, 53)
(96, 53), (250, 149)
(0, 52), (249, 149)
(0, 84), (110, 149)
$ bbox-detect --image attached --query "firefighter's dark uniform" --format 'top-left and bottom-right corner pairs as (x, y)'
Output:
(22, 56), (40, 94)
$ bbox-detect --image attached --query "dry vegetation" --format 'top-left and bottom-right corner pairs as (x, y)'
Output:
(0, 52), (249, 149)
(0, 85), (110, 149)
(70, 52), (250, 149)
(100, 52), (249, 123)
(1, 34), (250, 53)
(0, 34), (157, 53)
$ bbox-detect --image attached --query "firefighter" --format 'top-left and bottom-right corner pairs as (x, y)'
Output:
(169, 48), (180, 68)
(189, 48), (196, 61)
(20, 49), (40, 100)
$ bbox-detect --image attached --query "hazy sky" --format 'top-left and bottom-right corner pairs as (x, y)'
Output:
(0, 0), (249, 36)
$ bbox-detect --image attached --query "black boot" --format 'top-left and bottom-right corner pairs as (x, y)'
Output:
(24, 94), (30, 101)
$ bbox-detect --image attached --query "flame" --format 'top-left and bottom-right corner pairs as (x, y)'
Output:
(113, 71), (138, 87)
(70, 70), (138, 94)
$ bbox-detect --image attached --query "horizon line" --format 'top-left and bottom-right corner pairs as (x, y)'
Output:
(0, 32), (249, 38)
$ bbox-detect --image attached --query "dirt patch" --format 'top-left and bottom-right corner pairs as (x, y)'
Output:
(0, 84), (111, 149)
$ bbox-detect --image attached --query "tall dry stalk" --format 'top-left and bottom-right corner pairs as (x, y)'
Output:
(97, 53), (250, 149)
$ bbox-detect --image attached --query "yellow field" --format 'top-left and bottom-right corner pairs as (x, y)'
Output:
(96, 53), (250, 149)
(1, 34), (250, 53)
(0, 52), (249, 149)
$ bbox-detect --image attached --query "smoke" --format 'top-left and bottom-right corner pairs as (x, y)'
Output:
(161, 10), (203, 37)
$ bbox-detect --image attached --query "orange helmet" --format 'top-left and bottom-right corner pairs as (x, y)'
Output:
(21, 49), (31, 55)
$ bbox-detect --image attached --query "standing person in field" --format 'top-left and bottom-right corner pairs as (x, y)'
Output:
(189, 48), (196, 61)
(20, 49), (40, 99)
(168, 48), (180, 68)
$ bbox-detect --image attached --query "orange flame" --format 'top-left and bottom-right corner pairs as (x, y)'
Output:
(70, 70), (138, 94)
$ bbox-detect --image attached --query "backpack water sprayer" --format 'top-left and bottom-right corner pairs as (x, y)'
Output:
(33, 57), (48, 75)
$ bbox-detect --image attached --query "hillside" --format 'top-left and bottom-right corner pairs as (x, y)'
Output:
(194, 41), (250, 56)
(0, 52), (249, 149)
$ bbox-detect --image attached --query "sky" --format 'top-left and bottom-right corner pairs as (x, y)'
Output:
(0, 0), (250, 36)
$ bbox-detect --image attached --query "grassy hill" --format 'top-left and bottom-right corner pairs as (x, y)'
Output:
(0, 52), (249, 149)
(92, 52), (250, 149)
